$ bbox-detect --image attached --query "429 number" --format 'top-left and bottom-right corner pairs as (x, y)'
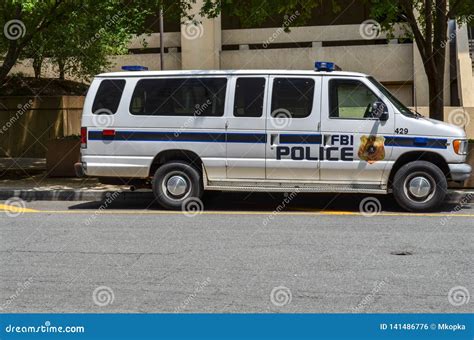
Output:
(394, 128), (408, 134)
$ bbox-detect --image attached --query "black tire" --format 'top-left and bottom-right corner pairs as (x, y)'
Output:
(152, 161), (203, 210)
(392, 160), (447, 212)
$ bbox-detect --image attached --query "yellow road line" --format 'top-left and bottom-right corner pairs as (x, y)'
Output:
(0, 204), (39, 213)
(1, 208), (473, 217)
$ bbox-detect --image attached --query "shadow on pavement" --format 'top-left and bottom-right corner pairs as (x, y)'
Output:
(68, 191), (471, 214)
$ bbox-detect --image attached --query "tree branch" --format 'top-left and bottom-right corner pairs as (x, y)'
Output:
(447, 0), (461, 17)
(425, 0), (433, 53)
(400, 0), (428, 61)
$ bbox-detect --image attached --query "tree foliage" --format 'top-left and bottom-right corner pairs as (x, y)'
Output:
(199, 0), (474, 118)
(0, 0), (323, 84)
(368, 0), (474, 119)
(2, 0), (473, 119)
(0, 0), (167, 83)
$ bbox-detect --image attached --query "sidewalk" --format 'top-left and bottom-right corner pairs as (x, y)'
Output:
(0, 157), (151, 201)
(0, 171), (153, 201)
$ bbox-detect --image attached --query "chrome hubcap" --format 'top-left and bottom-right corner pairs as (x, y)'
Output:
(408, 176), (432, 198)
(166, 175), (188, 197)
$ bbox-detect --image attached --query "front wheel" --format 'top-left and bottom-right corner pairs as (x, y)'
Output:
(392, 161), (447, 212)
(152, 161), (203, 210)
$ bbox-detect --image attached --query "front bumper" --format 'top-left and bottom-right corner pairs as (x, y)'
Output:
(449, 163), (472, 181)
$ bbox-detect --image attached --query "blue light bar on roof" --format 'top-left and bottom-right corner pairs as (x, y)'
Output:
(315, 61), (340, 72)
(121, 65), (149, 71)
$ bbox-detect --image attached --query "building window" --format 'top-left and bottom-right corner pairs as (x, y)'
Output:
(233, 78), (266, 117)
(130, 78), (227, 116)
(92, 79), (125, 114)
(271, 78), (314, 118)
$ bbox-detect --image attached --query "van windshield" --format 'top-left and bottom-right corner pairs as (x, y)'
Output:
(367, 76), (416, 118)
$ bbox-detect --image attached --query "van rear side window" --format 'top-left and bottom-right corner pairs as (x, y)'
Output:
(130, 78), (227, 116)
(92, 79), (125, 114)
(271, 78), (314, 118)
(233, 77), (265, 117)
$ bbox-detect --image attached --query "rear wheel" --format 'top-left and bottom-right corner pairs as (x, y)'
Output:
(152, 161), (203, 210)
(392, 160), (447, 212)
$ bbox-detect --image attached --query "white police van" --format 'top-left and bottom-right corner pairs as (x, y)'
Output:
(76, 62), (471, 212)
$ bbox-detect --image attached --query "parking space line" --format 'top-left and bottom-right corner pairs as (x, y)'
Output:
(0, 204), (39, 213)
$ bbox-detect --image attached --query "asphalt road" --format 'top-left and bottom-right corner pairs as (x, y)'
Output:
(0, 192), (473, 313)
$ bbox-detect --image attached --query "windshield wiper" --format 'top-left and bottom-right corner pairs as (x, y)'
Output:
(409, 108), (423, 119)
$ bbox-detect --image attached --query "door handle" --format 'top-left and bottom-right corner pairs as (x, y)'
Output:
(324, 134), (331, 146)
(270, 134), (279, 147)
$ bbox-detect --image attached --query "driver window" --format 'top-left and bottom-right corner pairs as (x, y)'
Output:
(329, 79), (381, 119)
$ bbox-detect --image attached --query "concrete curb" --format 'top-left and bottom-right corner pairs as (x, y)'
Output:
(0, 189), (155, 202)
(0, 188), (473, 203)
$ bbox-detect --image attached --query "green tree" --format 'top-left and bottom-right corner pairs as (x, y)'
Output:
(0, 0), (72, 83)
(38, 4), (131, 80)
(0, 0), (168, 83)
(369, 0), (474, 120)
(201, 0), (474, 120)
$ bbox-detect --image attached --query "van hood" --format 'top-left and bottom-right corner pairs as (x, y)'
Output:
(407, 116), (467, 138)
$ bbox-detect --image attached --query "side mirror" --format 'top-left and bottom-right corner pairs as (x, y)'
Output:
(371, 101), (388, 121)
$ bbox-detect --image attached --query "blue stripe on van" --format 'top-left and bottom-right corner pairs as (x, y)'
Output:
(384, 136), (447, 149)
(88, 130), (267, 144)
(279, 134), (322, 144)
(88, 131), (447, 149)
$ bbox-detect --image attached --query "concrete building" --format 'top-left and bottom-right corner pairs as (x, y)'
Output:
(9, 1), (474, 110)
(108, 1), (474, 110)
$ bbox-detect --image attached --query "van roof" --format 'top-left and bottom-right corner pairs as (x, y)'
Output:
(96, 69), (367, 78)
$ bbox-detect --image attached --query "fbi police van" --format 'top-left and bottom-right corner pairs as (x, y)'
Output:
(76, 62), (471, 212)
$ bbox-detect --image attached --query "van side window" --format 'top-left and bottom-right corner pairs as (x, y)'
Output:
(130, 78), (227, 116)
(329, 79), (380, 119)
(233, 78), (265, 117)
(271, 78), (314, 118)
(92, 79), (125, 114)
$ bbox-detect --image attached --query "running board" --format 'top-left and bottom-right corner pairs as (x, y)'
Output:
(205, 181), (387, 194)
